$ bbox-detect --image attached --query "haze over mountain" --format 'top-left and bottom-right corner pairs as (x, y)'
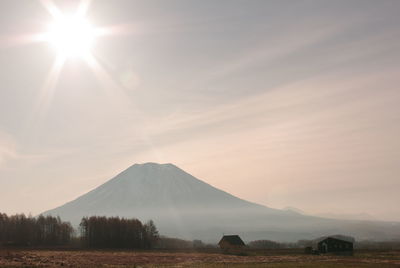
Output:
(43, 163), (400, 242)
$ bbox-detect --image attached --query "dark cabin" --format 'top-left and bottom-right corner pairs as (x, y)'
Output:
(318, 237), (353, 254)
(218, 235), (245, 249)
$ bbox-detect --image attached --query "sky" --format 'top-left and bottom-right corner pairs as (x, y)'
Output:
(0, 0), (399, 221)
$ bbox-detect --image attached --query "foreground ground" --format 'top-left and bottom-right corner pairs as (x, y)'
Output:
(0, 249), (399, 267)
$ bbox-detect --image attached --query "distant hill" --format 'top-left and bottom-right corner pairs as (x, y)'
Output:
(314, 212), (377, 221)
(283, 207), (377, 221)
(283, 206), (307, 215)
(42, 163), (400, 242)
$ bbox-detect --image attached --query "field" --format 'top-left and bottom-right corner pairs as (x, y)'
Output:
(1, 249), (400, 267)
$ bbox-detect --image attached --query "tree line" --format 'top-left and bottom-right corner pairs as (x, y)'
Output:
(0, 212), (159, 249)
(0, 213), (73, 246)
(80, 216), (159, 248)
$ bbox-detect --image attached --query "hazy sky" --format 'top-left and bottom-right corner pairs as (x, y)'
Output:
(1, 0), (399, 221)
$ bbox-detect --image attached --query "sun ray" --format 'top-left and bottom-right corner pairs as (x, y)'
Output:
(28, 54), (66, 126)
(76, 0), (92, 18)
(83, 53), (131, 103)
(94, 23), (141, 38)
(0, 32), (49, 49)
(39, 0), (62, 19)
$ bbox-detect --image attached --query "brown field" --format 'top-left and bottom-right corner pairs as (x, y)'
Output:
(0, 249), (399, 267)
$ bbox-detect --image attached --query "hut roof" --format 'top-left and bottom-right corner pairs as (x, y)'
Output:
(218, 235), (245, 246)
(317, 236), (353, 245)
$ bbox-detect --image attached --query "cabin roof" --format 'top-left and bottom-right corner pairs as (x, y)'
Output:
(218, 235), (245, 246)
(317, 236), (353, 245)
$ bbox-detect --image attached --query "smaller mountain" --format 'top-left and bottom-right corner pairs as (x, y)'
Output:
(283, 206), (306, 215)
(283, 207), (376, 222)
(315, 212), (377, 221)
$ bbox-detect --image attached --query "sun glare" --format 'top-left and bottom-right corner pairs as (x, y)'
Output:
(46, 15), (96, 59)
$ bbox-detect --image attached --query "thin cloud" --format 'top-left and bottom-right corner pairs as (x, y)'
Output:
(0, 131), (18, 167)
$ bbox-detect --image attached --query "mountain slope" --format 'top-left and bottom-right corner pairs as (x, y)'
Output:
(43, 163), (400, 242)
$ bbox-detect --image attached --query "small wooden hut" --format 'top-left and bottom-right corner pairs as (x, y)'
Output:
(318, 236), (353, 254)
(218, 235), (245, 250)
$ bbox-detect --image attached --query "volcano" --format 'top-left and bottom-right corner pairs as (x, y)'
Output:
(43, 163), (400, 242)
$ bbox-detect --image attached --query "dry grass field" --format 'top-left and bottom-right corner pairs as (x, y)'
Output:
(0, 249), (400, 267)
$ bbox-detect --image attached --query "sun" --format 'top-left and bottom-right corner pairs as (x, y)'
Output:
(46, 14), (96, 59)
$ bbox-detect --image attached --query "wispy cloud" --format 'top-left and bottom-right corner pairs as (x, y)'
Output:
(0, 131), (17, 167)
